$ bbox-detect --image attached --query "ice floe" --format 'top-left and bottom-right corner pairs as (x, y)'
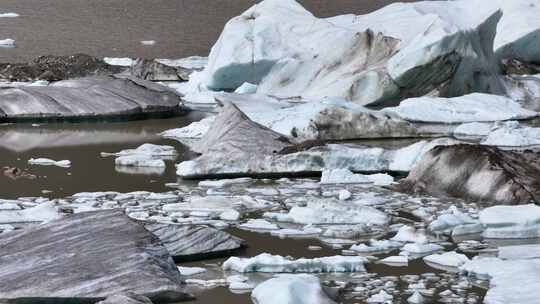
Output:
(480, 204), (540, 238)
(28, 158), (71, 168)
(252, 274), (336, 304)
(223, 253), (366, 273)
(383, 93), (537, 123)
(320, 169), (394, 186)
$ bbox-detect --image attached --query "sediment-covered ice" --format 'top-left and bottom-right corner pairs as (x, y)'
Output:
(394, 144), (540, 203)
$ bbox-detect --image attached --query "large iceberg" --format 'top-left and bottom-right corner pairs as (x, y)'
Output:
(185, 0), (513, 106)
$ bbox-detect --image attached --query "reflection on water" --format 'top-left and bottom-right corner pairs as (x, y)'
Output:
(0, 112), (205, 152)
(0, 112), (205, 199)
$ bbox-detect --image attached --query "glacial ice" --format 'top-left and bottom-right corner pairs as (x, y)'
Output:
(223, 253), (366, 273)
(252, 274), (336, 304)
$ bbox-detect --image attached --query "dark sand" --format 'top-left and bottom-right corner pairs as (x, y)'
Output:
(0, 0), (414, 62)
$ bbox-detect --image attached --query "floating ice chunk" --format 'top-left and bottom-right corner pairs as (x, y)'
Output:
(265, 199), (389, 226)
(252, 274), (336, 304)
(220, 209), (241, 221)
(103, 57), (134, 66)
(429, 207), (477, 234)
(0, 13), (19, 18)
(140, 40), (156, 46)
(270, 227), (323, 237)
(199, 177), (253, 188)
(407, 291), (425, 304)
(461, 257), (540, 304)
(28, 158), (71, 168)
(338, 190), (351, 201)
(320, 169), (394, 186)
(156, 56), (208, 70)
(498, 244), (540, 260)
(401, 243), (444, 255)
(0, 39), (15, 48)
(227, 275), (255, 293)
(391, 226), (428, 244)
(367, 290), (393, 303)
(480, 204), (540, 239)
(115, 155), (165, 168)
(108, 144), (175, 169)
(160, 116), (215, 141)
(453, 122), (493, 139)
(0, 202), (62, 224)
(177, 266), (207, 276)
(239, 219), (279, 231)
(482, 121), (540, 148)
(452, 223), (484, 236)
(423, 251), (469, 270)
(378, 255), (408, 266)
(185, 278), (228, 287)
(223, 253), (366, 273)
(383, 93), (537, 123)
(105, 144), (177, 157)
(350, 239), (403, 253)
(234, 82), (258, 94)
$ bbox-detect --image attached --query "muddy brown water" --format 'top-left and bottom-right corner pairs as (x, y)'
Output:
(0, 112), (205, 199)
(0, 0), (415, 62)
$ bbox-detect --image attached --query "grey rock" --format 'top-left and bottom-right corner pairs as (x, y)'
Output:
(0, 54), (124, 81)
(0, 76), (182, 122)
(393, 144), (540, 204)
(0, 210), (189, 302)
(145, 224), (246, 262)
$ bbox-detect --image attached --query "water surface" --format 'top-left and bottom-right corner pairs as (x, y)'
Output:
(0, 0), (414, 62)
